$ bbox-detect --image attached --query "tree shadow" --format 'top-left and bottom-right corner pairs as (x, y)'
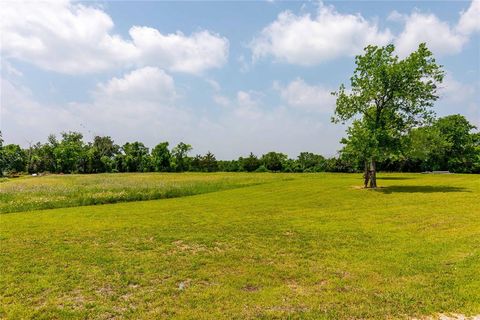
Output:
(374, 185), (468, 194)
(377, 177), (414, 181)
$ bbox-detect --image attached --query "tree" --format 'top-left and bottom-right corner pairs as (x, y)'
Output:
(433, 115), (477, 172)
(88, 136), (119, 173)
(239, 153), (260, 172)
(333, 43), (444, 187)
(2, 144), (27, 173)
(297, 152), (326, 172)
(171, 142), (192, 172)
(200, 151), (218, 172)
(261, 152), (287, 172)
(53, 132), (86, 173)
(151, 142), (171, 172)
(122, 142), (150, 172)
(404, 126), (448, 171)
(0, 132), (4, 176)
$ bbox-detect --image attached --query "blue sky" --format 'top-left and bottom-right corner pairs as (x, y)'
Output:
(1, 0), (479, 159)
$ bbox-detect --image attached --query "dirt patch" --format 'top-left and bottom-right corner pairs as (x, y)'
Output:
(242, 284), (260, 292)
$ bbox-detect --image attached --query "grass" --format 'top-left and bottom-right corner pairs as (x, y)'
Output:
(0, 173), (285, 213)
(0, 172), (479, 319)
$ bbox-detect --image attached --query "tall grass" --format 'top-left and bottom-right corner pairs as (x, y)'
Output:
(0, 172), (284, 213)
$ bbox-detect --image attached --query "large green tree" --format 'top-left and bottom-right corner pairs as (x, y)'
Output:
(333, 43), (444, 187)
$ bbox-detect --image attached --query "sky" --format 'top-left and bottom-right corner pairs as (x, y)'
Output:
(1, 0), (479, 159)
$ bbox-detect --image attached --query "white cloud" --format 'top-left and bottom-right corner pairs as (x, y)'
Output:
(438, 73), (479, 126)
(129, 27), (228, 74)
(0, 1), (229, 74)
(94, 67), (176, 103)
(457, 0), (480, 35)
(250, 3), (392, 65)
(391, 1), (480, 57)
(275, 78), (335, 113)
(393, 11), (468, 57)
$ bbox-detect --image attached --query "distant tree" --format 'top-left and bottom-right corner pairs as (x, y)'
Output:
(240, 152), (260, 172)
(190, 155), (202, 172)
(0, 132), (4, 176)
(261, 152), (287, 172)
(297, 152), (326, 172)
(282, 158), (301, 173)
(472, 132), (480, 173)
(217, 160), (240, 172)
(333, 43), (444, 187)
(53, 132), (86, 173)
(200, 151), (218, 172)
(151, 142), (171, 172)
(122, 142), (150, 172)
(2, 144), (27, 173)
(172, 142), (192, 172)
(433, 114), (478, 172)
(88, 136), (119, 173)
(404, 125), (450, 171)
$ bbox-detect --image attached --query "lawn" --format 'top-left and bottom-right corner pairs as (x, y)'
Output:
(0, 173), (479, 319)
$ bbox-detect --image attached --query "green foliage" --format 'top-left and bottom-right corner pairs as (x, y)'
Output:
(87, 136), (119, 173)
(172, 142), (192, 172)
(255, 164), (269, 172)
(122, 141), (150, 172)
(434, 114), (477, 172)
(333, 43), (445, 185)
(0, 132), (4, 176)
(297, 152), (326, 172)
(52, 132), (86, 173)
(239, 152), (260, 172)
(2, 144), (27, 173)
(151, 142), (171, 172)
(261, 151), (287, 172)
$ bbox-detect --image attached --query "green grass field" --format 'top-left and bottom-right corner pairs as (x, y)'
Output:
(1, 173), (479, 319)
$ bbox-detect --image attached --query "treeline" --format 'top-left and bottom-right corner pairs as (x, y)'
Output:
(0, 115), (478, 175)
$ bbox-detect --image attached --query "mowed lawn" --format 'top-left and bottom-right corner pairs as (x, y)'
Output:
(0, 173), (479, 319)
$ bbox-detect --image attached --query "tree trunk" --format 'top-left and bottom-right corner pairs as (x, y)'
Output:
(369, 159), (377, 188)
(363, 161), (370, 188)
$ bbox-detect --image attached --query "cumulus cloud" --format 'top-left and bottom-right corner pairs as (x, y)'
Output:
(274, 78), (335, 113)
(438, 73), (479, 126)
(94, 67), (176, 103)
(250, 3), (392, 65)
(392, 11), (468, 57)
(391, 0), (480, 57)
(457, 0), (480, 35)
(0, 0), (229, 74)
(129, 27), (228, 74)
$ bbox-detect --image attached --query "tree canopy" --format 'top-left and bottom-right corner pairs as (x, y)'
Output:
(333, 43), (445, 187)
